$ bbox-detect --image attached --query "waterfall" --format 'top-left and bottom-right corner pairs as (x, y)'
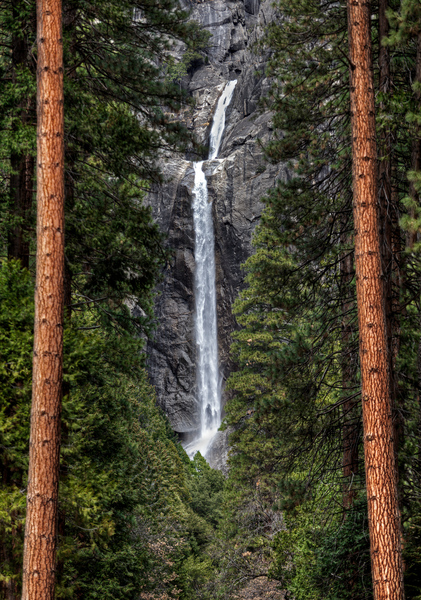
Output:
(185, 80), (237, 459)
(208, 80), (238, 160)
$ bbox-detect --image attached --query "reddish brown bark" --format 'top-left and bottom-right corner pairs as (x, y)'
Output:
(21, 0), (65, 598)
(347, 1), (405, 599)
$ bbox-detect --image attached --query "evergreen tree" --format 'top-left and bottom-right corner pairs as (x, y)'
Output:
(347, 0), (404, 594)
(0, 0), (205, 330)
(0, 0), (36, 267)
(0, 260), (219, 600)
(0, 1), (211, 598)
(226, 0), (357, 504)
(22, 1), (65, 598)
(222, 0), (421, 596)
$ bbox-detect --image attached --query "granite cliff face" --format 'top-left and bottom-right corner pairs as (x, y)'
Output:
(146, 0), (286, 463)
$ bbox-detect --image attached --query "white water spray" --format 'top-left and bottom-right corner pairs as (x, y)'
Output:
(185, 80), (237, 459)
(208, 80), (238, 160)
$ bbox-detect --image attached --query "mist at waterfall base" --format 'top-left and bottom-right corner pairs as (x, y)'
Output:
(184, 80), (237, 461)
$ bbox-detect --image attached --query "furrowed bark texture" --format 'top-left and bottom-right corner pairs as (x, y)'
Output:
(21, 0), (64, 598)
(347, 1), (404, 599)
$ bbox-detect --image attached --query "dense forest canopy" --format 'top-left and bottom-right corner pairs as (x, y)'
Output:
(1, 0), (421, 599)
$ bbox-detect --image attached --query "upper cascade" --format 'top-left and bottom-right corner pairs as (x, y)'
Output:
(208, 80), (237, 160)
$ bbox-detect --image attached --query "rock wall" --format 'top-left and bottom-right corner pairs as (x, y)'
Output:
(146, 0), (286, 455)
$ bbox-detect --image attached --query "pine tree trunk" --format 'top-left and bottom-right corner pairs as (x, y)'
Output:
(21, 0), (65, 598)
(410, 32), (421, 496)
(347, 1), (405, 599)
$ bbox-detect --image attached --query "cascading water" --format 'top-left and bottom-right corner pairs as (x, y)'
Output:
(185, 80), (237, 459)
(208, 80), (237, 160)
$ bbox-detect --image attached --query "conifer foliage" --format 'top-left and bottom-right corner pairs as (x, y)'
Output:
(2, 0), (421, 598)
(0, 0), (213, 599)
(0, 261), (218, 600)
(223, 0), (421, 597)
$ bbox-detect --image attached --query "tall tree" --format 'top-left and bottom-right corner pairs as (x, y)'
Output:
(0, 0), (37, 269)
(21, 0), (65, 598)
(8, 3), (35, 269)
(8, 1), (35, 269)
(347, 0), (404, 597)
(340, 237), (359, 509)
(377, 0), (403, 472)
(226, 0), (361, 506)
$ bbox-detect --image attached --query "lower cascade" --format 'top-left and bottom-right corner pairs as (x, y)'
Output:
(185, 80), (237, 459)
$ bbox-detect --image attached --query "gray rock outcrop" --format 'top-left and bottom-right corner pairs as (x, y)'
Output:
(146, 0), (286, 464)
